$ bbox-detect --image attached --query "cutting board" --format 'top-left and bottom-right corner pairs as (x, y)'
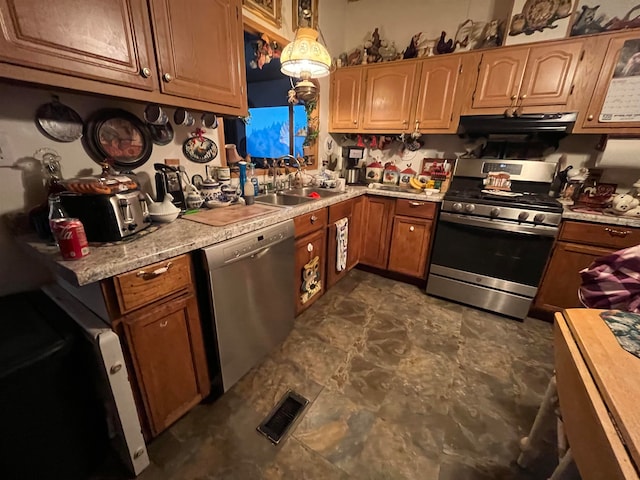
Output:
(183, 203), (282, 227)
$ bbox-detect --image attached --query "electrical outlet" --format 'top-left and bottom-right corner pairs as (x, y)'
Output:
(0, 131), (15, 166)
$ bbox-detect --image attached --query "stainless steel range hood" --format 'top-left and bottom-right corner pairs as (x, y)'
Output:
(458, 112), (577, 135)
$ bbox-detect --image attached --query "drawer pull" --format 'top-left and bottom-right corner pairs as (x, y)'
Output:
(410, 201), (425, 207)
(136, 261), (173, 279)
(409, 226), (415, 232)
(605, 227), (631, 237)
(159, 320), (168, 328)
(310, 215), (318, 224)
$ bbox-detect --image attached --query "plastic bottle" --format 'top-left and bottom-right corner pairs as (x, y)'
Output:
(238, 161), (247, 193)
(243, 179), (255, 205)
(249, 163), (259, 195)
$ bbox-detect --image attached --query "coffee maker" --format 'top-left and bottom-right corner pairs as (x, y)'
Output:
(342, 146), (365, 185)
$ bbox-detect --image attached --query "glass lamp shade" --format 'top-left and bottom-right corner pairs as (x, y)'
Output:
(280, 28), (331, 79)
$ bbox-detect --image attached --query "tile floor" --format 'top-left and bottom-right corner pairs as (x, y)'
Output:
(134, 269), (559, 480)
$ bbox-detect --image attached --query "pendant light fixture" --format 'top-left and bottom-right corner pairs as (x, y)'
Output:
(280, 27), (331, 102)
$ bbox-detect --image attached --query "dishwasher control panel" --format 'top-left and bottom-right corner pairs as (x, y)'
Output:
(222, 227), (290, 262)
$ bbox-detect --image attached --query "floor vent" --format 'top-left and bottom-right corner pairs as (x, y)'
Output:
(257, 390), (309, 444)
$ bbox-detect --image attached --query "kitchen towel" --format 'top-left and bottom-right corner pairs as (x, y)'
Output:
(335, 217), (348, 272)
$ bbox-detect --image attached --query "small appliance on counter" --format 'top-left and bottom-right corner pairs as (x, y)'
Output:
(60, 172), (151, 242)
(154, 163), (186, 210)
(342, 146), (365, 185)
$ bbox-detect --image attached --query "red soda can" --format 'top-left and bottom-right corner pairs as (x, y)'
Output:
(50, 218), (90, 260)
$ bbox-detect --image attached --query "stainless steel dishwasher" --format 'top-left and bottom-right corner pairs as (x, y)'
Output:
(201, 220), (295, 392)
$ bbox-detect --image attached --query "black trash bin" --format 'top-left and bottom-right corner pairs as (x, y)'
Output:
(0, 290), (107, 480)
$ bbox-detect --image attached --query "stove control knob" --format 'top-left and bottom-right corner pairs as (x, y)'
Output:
(464, 204), (476, 213)
(518, 212), (529, 222)
(533, 213), (546, 223)
(490, 207), (501, 218)
(452, 202), (463, 212)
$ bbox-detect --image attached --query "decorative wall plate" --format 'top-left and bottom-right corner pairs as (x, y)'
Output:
(35, 96), (83, 142)
(83, 109), (152, 170)
(148, 122), (174, 146)
(183, 133), (218, 163)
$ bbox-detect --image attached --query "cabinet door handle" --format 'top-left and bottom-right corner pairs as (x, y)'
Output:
(409, 226), (415, 232)
(587, 114), (594, 121)
(310, 214), (318, 223)
(410, 201), (425, 207)
(163, 73), (173, 83)
(519, 93), (527, 101)
(159, 320), (168, 328)
(353, 120), (357, 125)
(136, 261), (172, 279)
(140, 67), (151, 78)
(605, 227), (630, 237)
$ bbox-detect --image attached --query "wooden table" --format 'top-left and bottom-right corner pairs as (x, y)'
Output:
(519, 309), (640, 479)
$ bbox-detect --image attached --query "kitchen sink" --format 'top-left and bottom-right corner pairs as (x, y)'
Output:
(283, 187), (343, 198)
(254, 193), (314, 206)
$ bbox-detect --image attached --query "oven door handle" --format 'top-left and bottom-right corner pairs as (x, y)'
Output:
(440, 212), (558, 237)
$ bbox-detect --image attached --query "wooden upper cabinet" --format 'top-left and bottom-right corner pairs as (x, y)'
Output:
(0, 0), (156, 89)
(471, 39), (584, 112)
(414, 56), (461, 132)
(149, 0), (245, 108)
(329, 67), (363, 131)
(519, 40), (583, 107)
(472, 47), (528, 109)
(580, 31), (640, 132)
(361, 62), (418, 132)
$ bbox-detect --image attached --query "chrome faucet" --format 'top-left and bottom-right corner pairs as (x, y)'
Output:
(271, 155), (297, 193)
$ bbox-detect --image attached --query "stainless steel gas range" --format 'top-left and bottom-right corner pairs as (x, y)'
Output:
(426, 158), (562, 320)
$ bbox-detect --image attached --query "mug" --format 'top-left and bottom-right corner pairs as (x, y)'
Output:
(216, 166), (231, 181)
(174, 108), (195, 126)
(144, 104), (168, 125)
(201, 113), (218, 129)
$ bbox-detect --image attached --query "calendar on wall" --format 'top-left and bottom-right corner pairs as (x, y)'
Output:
(600, 38), (640, 122)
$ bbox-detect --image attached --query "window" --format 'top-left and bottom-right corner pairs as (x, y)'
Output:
(246, 105), (307, 159)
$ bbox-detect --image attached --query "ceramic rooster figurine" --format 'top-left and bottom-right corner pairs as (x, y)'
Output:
(403, 33), (421, 59)
(436, 31), (455, 54)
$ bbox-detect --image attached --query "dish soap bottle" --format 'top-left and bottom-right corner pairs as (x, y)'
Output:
(249, 163), (259, 195)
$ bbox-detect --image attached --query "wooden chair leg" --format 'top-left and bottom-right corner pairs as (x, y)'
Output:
(548, 449), (580, 480)
(518, 374), (558, 468)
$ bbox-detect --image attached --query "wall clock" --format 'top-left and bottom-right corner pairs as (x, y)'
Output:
(182, 129), (218, 163)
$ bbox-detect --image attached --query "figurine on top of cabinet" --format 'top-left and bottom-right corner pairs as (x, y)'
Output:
(436, 31), (455, 54)
(364, 27), (382, 63)
(347, 48), (363, 66)
(403, 32), (421, 59)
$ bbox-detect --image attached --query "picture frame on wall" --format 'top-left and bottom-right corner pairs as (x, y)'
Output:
(570, 1), (640, 37)
(242, 0), (282, 28)
(505, 0), (577, 46)
(292, 0), (318, 30)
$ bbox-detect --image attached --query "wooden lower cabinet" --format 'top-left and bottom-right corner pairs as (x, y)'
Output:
(533, 220), (640, 316)
(326, 199), (357, 289)
(387, 215), (432, 278)
(294, 228), (327, 315)
(122, 293), (209, 437)
(348, 196), (365, 270)
(360, 196), (395, 269)
(534, 242), (611, 312)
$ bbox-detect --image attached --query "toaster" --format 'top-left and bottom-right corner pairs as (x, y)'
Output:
(60, 190), (151, 242)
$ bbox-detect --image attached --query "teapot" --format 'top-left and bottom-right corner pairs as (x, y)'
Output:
(184, 184), (204, 209)
(146, 192), (181, 215)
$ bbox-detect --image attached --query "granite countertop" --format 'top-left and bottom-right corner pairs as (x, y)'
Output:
(19, 186), (444, 287)
(561, 207), (640, 228)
